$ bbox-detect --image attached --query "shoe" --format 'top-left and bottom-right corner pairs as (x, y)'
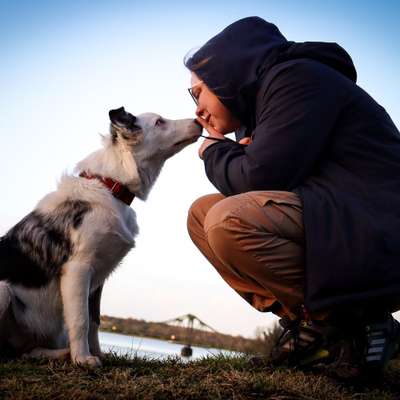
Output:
(361, 313), (400, 377)
(269, 317), (343, 367)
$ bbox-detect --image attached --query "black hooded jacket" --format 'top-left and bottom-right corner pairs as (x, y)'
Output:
(187, 17), (400, 312)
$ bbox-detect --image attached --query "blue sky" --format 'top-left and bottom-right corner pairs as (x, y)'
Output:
(1, 0), (399, 337)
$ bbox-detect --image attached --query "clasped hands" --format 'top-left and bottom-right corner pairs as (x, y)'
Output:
(196, 117), (252, 159)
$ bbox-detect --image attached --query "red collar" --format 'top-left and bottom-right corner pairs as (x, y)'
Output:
(79, 171), (135, 206)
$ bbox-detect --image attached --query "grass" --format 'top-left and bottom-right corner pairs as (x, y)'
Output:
(1, 354), (400, 399)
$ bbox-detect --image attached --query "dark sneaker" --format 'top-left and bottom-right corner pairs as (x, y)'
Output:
(361, 313), (400, 377)
(269, 317), (343, 368)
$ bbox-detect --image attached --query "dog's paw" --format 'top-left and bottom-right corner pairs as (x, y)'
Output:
(89, 343), (104, 359)
(74, 355), (102, 368)
(91, 350), (104, 359)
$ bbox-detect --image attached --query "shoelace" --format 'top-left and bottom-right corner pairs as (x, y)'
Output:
(273, 319), (301, 362)
(273, 319), (328, 366)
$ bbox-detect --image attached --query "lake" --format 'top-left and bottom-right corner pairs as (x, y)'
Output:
(99, 331), (238, 360)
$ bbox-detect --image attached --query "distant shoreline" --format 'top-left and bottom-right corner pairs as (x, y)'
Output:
(100, 315), (267, 354)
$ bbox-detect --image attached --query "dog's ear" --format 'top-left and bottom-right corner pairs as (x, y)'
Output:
(109, 107), (137, 127)
(109, 107), (143, 146)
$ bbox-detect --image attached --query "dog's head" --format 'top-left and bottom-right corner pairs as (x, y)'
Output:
(108, 106), (202, 161)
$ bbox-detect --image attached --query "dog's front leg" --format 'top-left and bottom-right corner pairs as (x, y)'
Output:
(88, 284), (103, 358)
(60, 263), (101, 367)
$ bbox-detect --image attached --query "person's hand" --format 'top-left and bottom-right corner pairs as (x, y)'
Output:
(239, 137), (252, 145)
(196, 117), (253, 159)
(196, 117), (225, 159)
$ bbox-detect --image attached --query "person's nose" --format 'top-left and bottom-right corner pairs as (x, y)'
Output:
(196, 104), (209, 120)
(195, 104), (203, 117)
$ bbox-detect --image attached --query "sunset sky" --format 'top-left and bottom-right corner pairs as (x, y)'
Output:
(1, 0), (399, 337)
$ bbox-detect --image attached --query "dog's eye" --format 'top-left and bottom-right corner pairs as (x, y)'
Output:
(156, 118), (165, 127)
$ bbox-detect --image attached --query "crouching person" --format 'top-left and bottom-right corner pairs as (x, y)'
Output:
(185, 17), (400, 376)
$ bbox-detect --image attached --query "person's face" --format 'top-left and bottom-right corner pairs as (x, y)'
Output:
(190, 72), (241, 134)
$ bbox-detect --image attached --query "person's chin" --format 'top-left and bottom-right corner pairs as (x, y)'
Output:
(212, 123), (228, 135)
(219, 127), (235, 135)
(217, 121), (239, 134)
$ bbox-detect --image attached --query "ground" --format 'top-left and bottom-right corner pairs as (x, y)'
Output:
(1, 354), (400, 399)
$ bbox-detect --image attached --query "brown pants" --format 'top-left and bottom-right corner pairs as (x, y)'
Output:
(187, 191), (318, 321)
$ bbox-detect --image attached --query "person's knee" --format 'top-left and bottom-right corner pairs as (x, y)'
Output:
(203, 196), (240, 231)
(187, 193), (224, 238)
(203, 196), (245, 258)
(188, 194), (213, 222)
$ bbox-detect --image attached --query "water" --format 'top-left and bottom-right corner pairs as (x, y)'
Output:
(99, 331), (238, 360)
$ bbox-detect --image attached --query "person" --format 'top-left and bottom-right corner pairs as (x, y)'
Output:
(184, 16), (400, 375)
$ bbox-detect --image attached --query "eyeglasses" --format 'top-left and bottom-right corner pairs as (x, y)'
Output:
(188, 87), (199, 105)
(187, 81), (203, 106)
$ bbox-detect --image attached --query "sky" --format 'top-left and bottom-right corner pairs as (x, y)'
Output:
(1, 0), (399, 338)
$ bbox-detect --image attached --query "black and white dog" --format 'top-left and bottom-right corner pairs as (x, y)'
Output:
(0, 107), (202, 367)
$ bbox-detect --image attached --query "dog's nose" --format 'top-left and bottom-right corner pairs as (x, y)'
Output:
(193, 119), (203, 129)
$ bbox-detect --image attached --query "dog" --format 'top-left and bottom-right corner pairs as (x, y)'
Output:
(0, 107), (202, 367)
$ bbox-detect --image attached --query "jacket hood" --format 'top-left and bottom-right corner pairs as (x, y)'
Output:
(186, 16), (357, 128)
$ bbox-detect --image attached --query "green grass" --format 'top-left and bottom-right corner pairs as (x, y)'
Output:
(1, 354), (400, 399)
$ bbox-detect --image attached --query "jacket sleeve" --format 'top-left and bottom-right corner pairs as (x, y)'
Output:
(202, 61), (347, 196)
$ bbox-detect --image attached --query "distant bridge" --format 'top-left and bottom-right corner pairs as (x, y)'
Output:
(162, 313), (218, 334)
(161, 313), (219, 356)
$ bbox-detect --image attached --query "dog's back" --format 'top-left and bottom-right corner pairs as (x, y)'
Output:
(0, 199), (92, 288)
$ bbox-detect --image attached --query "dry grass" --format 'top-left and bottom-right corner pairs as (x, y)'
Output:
(1, 354), (400, 400)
